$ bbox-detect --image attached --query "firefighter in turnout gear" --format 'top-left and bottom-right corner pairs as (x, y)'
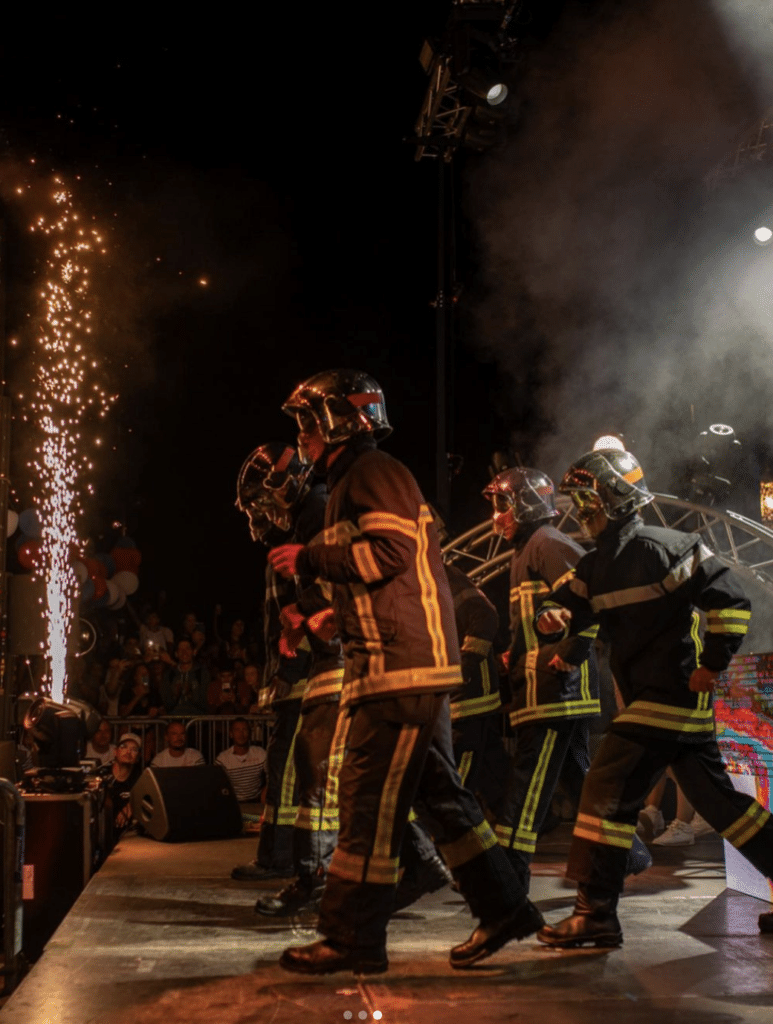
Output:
(231, 443), (317, 882)
(269, 369), (543, 976)
(482, 467), (650, 897)
(534, 449), (773, 948)
(444, 561), (510, 814)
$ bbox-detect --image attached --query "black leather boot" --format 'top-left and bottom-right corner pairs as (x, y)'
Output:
(449, 899), (545, 968)
(279, 938), (388, 975)
(537, 885), (623, 949)
(255, 878), (324, 916)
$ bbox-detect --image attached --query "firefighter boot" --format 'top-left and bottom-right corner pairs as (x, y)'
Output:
(537, 885), (623, 949)
(255, 877), (325, 917)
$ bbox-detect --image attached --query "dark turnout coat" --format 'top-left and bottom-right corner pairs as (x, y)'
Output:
(542, 515), (751, 744)
(298, 440), (461, 710)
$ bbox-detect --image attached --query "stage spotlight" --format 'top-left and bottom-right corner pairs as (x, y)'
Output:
(593, 435), (626, 452)
(460, 69), (509, 107)
(754, 226), (772, 245)
(709, 423), (735, 436)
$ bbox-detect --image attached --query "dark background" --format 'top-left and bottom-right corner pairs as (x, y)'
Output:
(1, 2), (772, 636)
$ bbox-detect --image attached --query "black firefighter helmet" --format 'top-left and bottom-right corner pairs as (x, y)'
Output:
(282, 368), (392, 446)
(235, 442), (310, 538)
(483, 467), (558, 528)
(560, 449), (653, 522)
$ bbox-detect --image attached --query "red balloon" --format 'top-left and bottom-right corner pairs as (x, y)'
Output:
(83, 556), (107, 579)
(92, 575), (107, 598)
(18, 539), (43, 571)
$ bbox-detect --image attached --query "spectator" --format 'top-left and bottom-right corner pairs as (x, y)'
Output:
(160, 639), (209, 715)
(150, 721), (205, 768)
(119, 662), (164, 718)
(86, 718), (116, 765)
(215, 717), (267, 802)
(139, 610), (174, 659)
(178, 610), (205, 646)
(207, 665), (239, 714)
(106, 732), (143, 829)
(221, 618), (248, 665)
(241, 662), (261, 713)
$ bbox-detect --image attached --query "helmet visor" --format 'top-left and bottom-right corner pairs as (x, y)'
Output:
(570, 489), (604, 521)
(490, 493), (513, 514)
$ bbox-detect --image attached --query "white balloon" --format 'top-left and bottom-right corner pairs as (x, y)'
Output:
(110, 589), (127, 609)
(73, 560), (89, 584)
(105, 580), (121, 606)
(112, 570), (139, 595)
(7, 510), (19, 536)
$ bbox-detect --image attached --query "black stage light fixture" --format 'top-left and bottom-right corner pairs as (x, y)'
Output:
(23, 697), (88, 769)
(458, 68), (509, 106)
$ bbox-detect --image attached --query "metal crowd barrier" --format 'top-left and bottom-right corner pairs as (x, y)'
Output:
(104, 714), (275, 770)
(0, 778), (24, 995)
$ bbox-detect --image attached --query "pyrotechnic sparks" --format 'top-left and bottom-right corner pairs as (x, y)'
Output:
(22, 179), (115, 701)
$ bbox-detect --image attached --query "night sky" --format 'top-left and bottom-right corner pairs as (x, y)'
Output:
(2, 2), (772, 636)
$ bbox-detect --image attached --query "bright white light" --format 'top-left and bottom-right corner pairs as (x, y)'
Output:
(593, 435), (625, 452)
(709, 423), (734, 436)
(754, 226), (772, 244)
(486, 83), (508, 105)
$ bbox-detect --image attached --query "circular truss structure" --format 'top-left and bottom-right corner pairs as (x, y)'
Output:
(442, 494), (773, 600)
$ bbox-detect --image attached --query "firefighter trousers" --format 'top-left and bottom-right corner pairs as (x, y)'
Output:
(452, 712), (511, 813)
(318, 692), (525, 949)
(256, 698), (302, 870)
(493, 719), (590, 891)
(292, 700), (347, 883)
(567, 727), (773, 892)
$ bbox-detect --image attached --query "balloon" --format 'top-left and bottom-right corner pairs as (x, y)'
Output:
(73, 560), (89, 584)
(105, 579), (121, 605)
(83, 556), (107, 579)
(112, 570), (139, 595)
(92, 590), (110, 609)
(7, 510), (19, 536)
(108, 588), (127, 610)
(81, 577), (95, 602)
(93, 575), (107, 599)
(18, 539), (42, 570)
(113, 536), (137, 549)
(19, 508), (42, 538)
(111, 547), (142, 572)
(95, 552), (117, 577)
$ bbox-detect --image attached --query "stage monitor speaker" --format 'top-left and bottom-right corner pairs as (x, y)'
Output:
(131, 764), (243, 842)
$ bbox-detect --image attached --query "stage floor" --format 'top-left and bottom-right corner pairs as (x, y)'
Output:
(3, 824), (772, 1024)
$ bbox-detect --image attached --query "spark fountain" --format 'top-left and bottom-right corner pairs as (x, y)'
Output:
(21, 178), (113, 702)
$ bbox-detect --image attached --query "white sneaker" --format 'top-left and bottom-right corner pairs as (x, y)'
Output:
(690, 813), (715, 838)
(637, 805), (665, 836)
(652, 820), (695, 846)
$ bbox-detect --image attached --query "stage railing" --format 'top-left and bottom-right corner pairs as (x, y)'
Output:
(104, 714), (275, 770)
(0, 778), (24, 994)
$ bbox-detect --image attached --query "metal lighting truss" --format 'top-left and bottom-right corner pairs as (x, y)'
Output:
(442, 494), (773, 600)
(414, 0), (524, 161)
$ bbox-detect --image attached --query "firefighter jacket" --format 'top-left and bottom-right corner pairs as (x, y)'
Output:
(259, 562), (311, 709)
(297, 438), (462, 710)
(257, 485), (331, 710)
(507, 522), (600, 728)
(295, 483), (345, 710)
(540, 515), (751, 744)
(444, 562), (501, 722)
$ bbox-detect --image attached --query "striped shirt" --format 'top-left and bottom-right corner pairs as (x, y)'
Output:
(215, 745), (267, 801)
